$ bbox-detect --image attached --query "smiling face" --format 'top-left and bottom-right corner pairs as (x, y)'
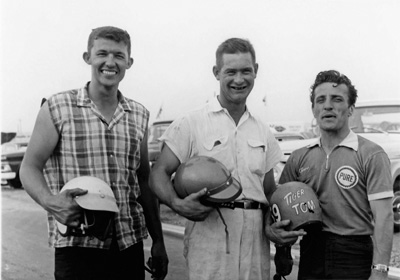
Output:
(83, 38), (133, 90)
(312, 82), (354, 134)
(213, 52), (258, 106)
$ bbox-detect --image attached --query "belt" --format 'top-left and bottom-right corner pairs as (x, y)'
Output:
(219, 200), (266, 210)
(323, 232), (371, 241)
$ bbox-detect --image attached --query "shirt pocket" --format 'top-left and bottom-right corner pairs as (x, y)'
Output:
(247, 139), (267, 175)
(201, 136), (229, 162)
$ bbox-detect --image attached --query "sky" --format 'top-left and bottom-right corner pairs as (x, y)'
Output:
(1, 0), (400, 134)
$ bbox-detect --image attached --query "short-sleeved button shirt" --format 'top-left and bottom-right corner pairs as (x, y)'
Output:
(44, 83), (149, 250)
(279, 131), (393, 235)
(160, 96), (282, 204)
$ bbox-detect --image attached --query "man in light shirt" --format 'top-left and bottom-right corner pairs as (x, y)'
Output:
(150, 38), (305, 280)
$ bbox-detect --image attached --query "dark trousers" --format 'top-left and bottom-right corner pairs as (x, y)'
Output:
(298, 231), (373, 280)
(54, 239), (145, 280)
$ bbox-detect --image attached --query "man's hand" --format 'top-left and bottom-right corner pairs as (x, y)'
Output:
(369, 269), (389, 280)
(172, 188), (214, 221)
(148, 241), (169, 280)
(46, 188), (88, 228)
(265, 220), (306, 245)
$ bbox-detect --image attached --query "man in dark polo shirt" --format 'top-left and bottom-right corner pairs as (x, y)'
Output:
(279, 70), (393, 280)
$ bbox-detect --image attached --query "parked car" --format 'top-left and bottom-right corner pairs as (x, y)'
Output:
(274, 132), (306, 142)
(274, 100), (400, 232)
(148, 120), (173, 166)
(1, 135), (30, 188)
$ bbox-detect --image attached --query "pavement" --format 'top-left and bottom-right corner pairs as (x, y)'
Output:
(161, 223), (400, 279)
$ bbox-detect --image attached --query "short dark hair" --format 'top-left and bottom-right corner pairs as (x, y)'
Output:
(215, 38), (256, 70)
(87, 26), (131, 56)
(310, 70), (358, 107)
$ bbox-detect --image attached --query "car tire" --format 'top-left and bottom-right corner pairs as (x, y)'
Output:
(393, 176), (400, 233)
(393, 189), (400, 233)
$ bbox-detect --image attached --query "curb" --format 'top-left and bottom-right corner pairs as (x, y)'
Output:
(161, 223), (400, 279)
(161, 223), (185, 239)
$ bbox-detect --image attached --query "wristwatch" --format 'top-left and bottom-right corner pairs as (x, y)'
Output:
(371, 264), (389, 273)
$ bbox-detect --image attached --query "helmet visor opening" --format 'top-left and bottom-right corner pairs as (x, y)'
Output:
(206, 177), (242, 203)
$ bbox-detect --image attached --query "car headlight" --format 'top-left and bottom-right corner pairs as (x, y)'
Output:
(1, 162), (12, 173)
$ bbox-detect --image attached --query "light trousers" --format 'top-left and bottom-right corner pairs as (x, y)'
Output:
(183, 207), (270, 280)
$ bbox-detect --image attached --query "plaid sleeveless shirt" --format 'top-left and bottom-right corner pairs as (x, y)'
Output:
(44, 83), (149, 250)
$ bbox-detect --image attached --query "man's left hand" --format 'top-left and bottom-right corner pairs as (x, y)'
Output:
(369, 269), (389, 280)
(148, 242), (168, 280)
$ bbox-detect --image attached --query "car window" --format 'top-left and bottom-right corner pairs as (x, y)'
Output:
(350, 105), (400, 133)
(148, 123), (171, 142)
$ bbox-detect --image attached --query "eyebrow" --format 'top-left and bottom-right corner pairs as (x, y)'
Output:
(224, 67), (253, 72)
(316, 93), (345, 100)
(96, 49), (126, 56)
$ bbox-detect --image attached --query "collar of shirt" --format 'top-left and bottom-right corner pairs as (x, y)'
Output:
(76, 82), (133, 112)
(307, 130), (359, 151)
(208, 95), (257, 122)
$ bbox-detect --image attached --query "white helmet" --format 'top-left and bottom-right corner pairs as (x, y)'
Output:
(56, 176), (119, 241)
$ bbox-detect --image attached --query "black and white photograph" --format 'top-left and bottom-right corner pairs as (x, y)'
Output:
(1, 1), (400, 279)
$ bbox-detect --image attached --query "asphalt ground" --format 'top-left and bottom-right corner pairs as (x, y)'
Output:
(2, 185), (400, 279)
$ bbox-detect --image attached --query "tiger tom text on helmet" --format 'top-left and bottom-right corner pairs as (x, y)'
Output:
(270, 181), (322, 231)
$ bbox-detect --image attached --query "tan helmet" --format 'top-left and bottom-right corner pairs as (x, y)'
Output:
(56, 176), (119, 240)
(174, 156), (242, 204)
(270, 181), (322, 231)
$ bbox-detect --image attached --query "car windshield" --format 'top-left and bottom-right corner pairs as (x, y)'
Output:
(350, 105), (400, 133)
(148, 123), (171, 142)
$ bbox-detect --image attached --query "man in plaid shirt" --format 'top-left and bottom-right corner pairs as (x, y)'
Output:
(20, 26), (168, 280)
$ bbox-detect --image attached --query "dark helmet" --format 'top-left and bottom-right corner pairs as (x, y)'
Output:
(270, 181), (322, 231)
(174, 156), (242, 204)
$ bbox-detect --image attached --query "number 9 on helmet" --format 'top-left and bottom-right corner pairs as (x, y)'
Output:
(270, 181), (322, 231)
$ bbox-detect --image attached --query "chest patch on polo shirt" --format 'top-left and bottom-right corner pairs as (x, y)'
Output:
(335, 166), (358, 189)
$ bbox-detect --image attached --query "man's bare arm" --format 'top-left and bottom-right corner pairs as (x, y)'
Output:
(20, 102), (86, 227)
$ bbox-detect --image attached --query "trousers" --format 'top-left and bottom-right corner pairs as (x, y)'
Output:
(298, 230), (373, 280)
(184, 207), (270, 280)
(54, 239), (145, 280)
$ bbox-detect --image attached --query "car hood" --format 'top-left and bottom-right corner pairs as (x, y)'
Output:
(278, 138), (316, 162)
(1, 147), (27, 158)
(278, 133), (400, 161)
(360, 133), (400, 160)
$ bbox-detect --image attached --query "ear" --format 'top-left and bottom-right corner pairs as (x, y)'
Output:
(254, 63), (259, 75)
(83, 52), (91, 64)
(312, 105), (317, 118)
(212, 65), (220, 81)
(348, 105), (355, 117)
(126, 57), (134, 69)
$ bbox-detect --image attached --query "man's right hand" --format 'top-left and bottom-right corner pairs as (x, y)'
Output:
(266, 220), (307, 245)
(46, 188), (88, 228)
(172, 188), (214, 221)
